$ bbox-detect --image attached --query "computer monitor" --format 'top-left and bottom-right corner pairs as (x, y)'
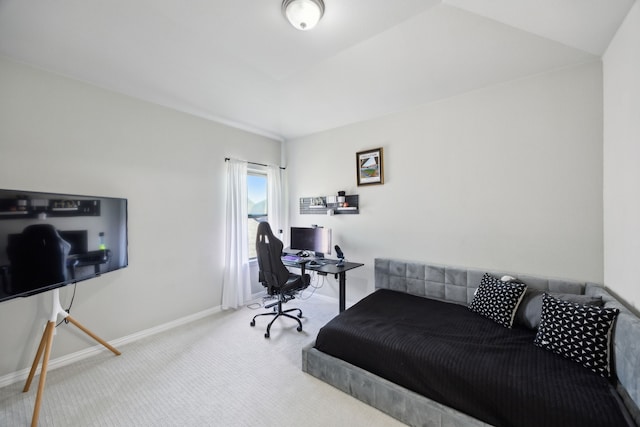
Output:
(58, 230), (89, 255)
(290, 227), (332, 258)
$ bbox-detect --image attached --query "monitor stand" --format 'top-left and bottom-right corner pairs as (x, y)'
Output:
(23, 288), (121, 427)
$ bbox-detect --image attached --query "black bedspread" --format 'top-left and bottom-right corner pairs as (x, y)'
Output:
(315, 289), (631, 427)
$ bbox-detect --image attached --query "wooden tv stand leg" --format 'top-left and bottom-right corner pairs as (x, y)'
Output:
(23, 321), (55, 427)
(65, 315), (121, 357)
(23, 290), (121, 427)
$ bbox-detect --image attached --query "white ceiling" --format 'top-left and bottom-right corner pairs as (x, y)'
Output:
(0, 0), (635, 141)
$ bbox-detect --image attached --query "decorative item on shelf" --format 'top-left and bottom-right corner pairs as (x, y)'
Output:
(356, 147), (384, 186)
(30, 199), (49, 210)
(52, 199), (79, 211)
(309, 197), (326, 208)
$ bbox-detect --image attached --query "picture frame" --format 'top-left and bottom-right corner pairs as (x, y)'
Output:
(356, 147), (384, 186)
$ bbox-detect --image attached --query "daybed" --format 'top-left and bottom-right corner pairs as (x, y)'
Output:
(302, 258), (640, 427)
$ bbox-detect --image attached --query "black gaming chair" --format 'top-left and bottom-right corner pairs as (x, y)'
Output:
(6, 224), (71, 296)
(250, 221), (310, 338)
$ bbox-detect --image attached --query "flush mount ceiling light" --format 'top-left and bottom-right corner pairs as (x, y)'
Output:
(282, 0), (325, 31)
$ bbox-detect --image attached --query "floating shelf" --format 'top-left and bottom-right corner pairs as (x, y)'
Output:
(299, 195), (359, 215)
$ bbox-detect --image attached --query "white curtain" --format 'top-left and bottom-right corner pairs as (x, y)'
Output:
(267, 165), (289, 246)
(221, 159), (251, 310)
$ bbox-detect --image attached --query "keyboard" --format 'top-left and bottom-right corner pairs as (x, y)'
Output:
(282, 254), (302, 263)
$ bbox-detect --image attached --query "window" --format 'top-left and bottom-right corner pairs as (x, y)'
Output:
(247, 170), (267, 259)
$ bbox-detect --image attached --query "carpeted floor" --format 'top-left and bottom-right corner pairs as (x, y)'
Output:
(0, 294), (404, 426)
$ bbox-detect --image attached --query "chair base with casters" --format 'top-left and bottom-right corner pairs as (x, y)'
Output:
(250, 291), (303, 338)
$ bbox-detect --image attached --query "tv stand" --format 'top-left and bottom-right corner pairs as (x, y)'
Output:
(23, 288), (121, 427)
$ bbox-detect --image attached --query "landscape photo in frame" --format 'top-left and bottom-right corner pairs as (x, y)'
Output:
(356, 147), (384, 186)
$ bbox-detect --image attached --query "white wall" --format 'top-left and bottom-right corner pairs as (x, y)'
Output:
(603, 1), (640, 311)
(0, 57), (281, 378)
(286, 61), (604, 305)
(0, 45), (620, 380)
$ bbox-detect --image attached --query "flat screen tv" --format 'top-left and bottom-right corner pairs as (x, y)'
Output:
(0, 188), (128, 303)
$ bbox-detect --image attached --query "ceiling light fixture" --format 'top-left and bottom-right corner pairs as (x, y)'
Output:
(282, 0), (325, 31)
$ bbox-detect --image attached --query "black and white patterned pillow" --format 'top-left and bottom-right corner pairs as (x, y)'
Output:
(534, 293), (620, 377)
(469, 273), (527, 328)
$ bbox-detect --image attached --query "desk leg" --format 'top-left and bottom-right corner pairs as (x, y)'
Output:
(337, 272), (346, 312)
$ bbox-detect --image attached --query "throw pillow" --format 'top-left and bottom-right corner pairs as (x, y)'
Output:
(515, 290), (603, 329)
(469, 273), (527, 328)
(534, 293), (619, 377)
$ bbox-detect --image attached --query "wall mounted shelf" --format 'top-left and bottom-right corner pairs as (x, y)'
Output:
(299, 195), (359, 215)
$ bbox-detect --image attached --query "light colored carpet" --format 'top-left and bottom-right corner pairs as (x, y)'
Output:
(0, 294), (405, 427)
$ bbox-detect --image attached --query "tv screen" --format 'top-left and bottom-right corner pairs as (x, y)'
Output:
(290, 226), (332, 257)
(0, 189), (128, 303)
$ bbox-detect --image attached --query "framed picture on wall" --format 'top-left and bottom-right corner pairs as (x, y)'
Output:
(356, 147), (384, 186)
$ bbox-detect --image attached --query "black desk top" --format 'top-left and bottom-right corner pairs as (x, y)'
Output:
(67, 249), (110, 267)
(282, 257), (363, 273)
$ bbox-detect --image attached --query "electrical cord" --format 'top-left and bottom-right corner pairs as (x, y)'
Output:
(248, 269), (329, 305)
(56, 283), (77, 327)
(246, 302), (263, 310)
(299, 272), (326, 300)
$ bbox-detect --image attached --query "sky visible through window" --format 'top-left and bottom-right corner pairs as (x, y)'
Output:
(248, 173), (267, 258)
(247, 173), (267, 216)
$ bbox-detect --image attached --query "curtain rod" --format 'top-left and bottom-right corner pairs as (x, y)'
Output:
(224, 157), (285, 170)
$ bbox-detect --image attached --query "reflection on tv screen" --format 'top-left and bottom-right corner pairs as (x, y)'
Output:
(0, 189), (128, 303)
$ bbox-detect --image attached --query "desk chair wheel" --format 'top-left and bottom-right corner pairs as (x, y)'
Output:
(250, 320), (256, 327)
(265, 332), (270, 338)
(297, 325), (302, 332)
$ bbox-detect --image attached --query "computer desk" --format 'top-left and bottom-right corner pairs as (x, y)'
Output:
(282, 258), (364, 313)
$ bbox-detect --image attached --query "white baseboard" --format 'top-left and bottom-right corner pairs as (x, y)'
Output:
(0, 306), (221, 389)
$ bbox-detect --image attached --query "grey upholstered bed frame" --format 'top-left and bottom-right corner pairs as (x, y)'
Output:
(302, 258), (640, 427)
